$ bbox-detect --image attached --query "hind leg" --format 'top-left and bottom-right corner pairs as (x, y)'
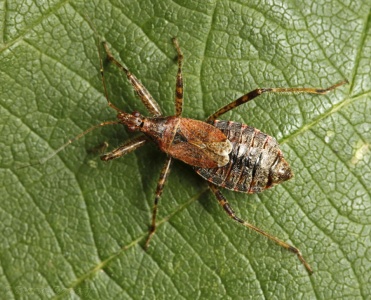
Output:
(208, 183), (313, 274)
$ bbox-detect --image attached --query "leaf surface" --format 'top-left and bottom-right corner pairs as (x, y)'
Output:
(0, 0), (370, 299)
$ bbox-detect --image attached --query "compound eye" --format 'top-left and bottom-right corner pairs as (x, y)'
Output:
(132, 111), (141, 117)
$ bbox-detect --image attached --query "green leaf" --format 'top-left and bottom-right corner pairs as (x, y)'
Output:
(1, 0), (370, 299)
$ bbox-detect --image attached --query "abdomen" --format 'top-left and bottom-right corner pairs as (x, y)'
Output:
(194, 120), (286, 194)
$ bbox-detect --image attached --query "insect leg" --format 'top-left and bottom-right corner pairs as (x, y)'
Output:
(206, 80), (348, 122)
(100, 135), (148, 161)
(172, 38), (184, 117)
(208, 183), (314, 275)
(145, 156), (173, 249)
(103, 42), (163, 117)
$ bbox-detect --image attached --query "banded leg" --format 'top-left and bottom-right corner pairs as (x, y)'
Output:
(100, 135), (148, 161)
(208, 183), (313, 274)
(103, 42), (162, 116)
(145, 156), (173, 249)
(206, 80), (348, 122)
(172, 38), (184, 117)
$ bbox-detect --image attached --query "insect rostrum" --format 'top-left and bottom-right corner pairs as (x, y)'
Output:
(45, 36), (348, 275)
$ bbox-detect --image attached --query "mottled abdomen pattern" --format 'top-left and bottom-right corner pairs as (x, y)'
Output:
(195, 120), (290, 194)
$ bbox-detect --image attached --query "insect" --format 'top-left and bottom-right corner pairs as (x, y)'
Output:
(39, 33), (347, 275)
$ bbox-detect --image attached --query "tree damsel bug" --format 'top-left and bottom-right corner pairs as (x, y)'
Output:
(33, 24), (348, 274)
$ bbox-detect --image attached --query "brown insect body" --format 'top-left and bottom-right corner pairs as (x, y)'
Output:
(119, 110), (291, 193)
(195, 120), (293, 194)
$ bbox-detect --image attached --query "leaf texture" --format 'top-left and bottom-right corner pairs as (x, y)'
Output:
(0, 0), (370, 299)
